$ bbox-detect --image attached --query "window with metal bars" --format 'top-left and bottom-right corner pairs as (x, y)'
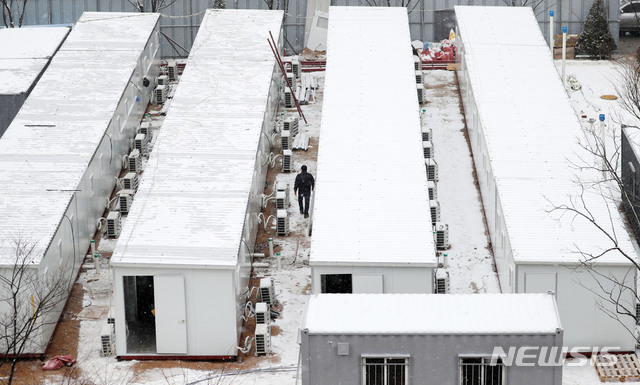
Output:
(459, 357), (505, 385)
(362, 357), (409, 385)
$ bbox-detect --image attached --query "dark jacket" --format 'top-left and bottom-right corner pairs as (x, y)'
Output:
(294, 171), (315, 196)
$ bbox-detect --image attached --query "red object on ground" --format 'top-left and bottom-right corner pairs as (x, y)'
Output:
(42, 355), (76, 370)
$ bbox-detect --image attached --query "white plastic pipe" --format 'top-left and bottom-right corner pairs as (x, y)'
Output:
(90, 239), (96, 257)
(549, 11), (555, 54)
(268, 238), (274, 259)
(561, 27), (567, 87)
(443, 253), (449, 268)
(276, 252), (282, 271)
(94, 254), (100, 274)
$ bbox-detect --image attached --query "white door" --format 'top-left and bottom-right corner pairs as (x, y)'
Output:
(154, 276), (187, 354)
(352, 275), (383, 293)
(524, 272), (557, 294)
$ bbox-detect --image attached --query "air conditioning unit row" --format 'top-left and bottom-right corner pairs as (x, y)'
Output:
(106, 211), (121, 238)
(425, 158), (438, 181)
(430, 200), (441, 225)
(434, 222), (449, 250)
(259, 277), (276, 305)
(276, 209), (289, 236)
(427, 181), (437, 201)
(422, 141), (433, 159)
(435, 270), (450, 294)
(254, 323), (271, 355)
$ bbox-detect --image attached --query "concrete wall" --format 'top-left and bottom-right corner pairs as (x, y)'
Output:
(301, 330), (563, 385)
(12, 0), (619, 57)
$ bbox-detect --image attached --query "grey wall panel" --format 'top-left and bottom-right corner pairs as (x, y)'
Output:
(16, 0), (620, 56)
(0, 95), (26, 138)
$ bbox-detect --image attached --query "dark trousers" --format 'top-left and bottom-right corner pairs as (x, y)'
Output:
(298, 193), (310, 214)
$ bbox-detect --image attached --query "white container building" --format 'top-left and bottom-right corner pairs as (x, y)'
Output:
(456, 6), (637, 351)
(310, 7), (437, 295)
(0, 26), (70, 136)
(301, 293), (564, 385)
(0, 12), (160, 355)
(110, 9), (284, 359)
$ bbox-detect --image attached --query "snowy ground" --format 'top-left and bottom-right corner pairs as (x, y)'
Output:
(32, 60), (640, 385)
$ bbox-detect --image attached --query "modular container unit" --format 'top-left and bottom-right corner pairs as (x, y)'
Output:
(0, 12), (160, 355)
(310, 7), (437, 295)
(456, 6), (637, 351)
(622, 126), (640, 240)
(301, 293), (563, 385)
(110, 9), (284, 360)
(0, 26), (70, 137)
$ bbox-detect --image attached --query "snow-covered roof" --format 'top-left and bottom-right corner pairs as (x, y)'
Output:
(0, 27), (70, 94)
(310, 7), (436, 268)
(455, 6), (635, 265)
(110, 10), (284, 267)
(0, 12), (159, 265)
(304, 293), (562, 335)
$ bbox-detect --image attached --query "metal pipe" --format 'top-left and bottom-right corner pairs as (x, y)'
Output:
(561, 27), (567, 87)
(549, 11), (555, 54)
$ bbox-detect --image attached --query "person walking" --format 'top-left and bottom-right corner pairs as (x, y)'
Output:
(294, 165), (315, 218)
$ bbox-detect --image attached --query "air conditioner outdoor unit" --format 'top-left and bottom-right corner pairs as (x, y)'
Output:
(254, 323), (271, 355)
(425, 158), (438, 181)
(417, 83), (426, 104)
(291, 56), (301, 78)
(421, 126), (432, 142)
(434, 222), (449, 250)
(123, 172), (139, 191)
(167, 60), (178, 81)
(283, 116), (299, 137)
(414, 55), (421, 71)
(282, 150), (293, 173)
(100, 322), (115, 356)
(255, 302), (270, 325)
(259, 277), (275, 305)
(284, 88), (294, 108)
(134, 133), (148, 153)
(276, 191), (287, 210)
(281, 130), (291, 151)
(427, 181), (437, 200)
(285, 72), (295, 89)
(106, 211), (121, 238)
(128, 149), (142, 173)
(422, 141), (433, 159)
(154, 85), (167, 104)
(138, 122), (151, 136)
(157, 75), (169, 86)
(430, 199), (441, 225)
(435, 270), (450, 294)
(276, 209), (289, 236)
(415, 70), (424, 85)
(118, 189), (135, 214)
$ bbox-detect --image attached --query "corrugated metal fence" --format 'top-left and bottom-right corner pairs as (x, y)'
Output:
(7, 0), (619, 57)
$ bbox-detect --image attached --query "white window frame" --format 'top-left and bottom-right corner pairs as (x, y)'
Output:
(361, 355), (409, 385)
(458, 355), (506, 385)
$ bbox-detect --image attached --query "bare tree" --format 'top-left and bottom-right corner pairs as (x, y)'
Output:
(615, 58), (640, 123)
(0, 236), (75, 385)
(127, 0), (178, 13)
(1, 0), (28, 28)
